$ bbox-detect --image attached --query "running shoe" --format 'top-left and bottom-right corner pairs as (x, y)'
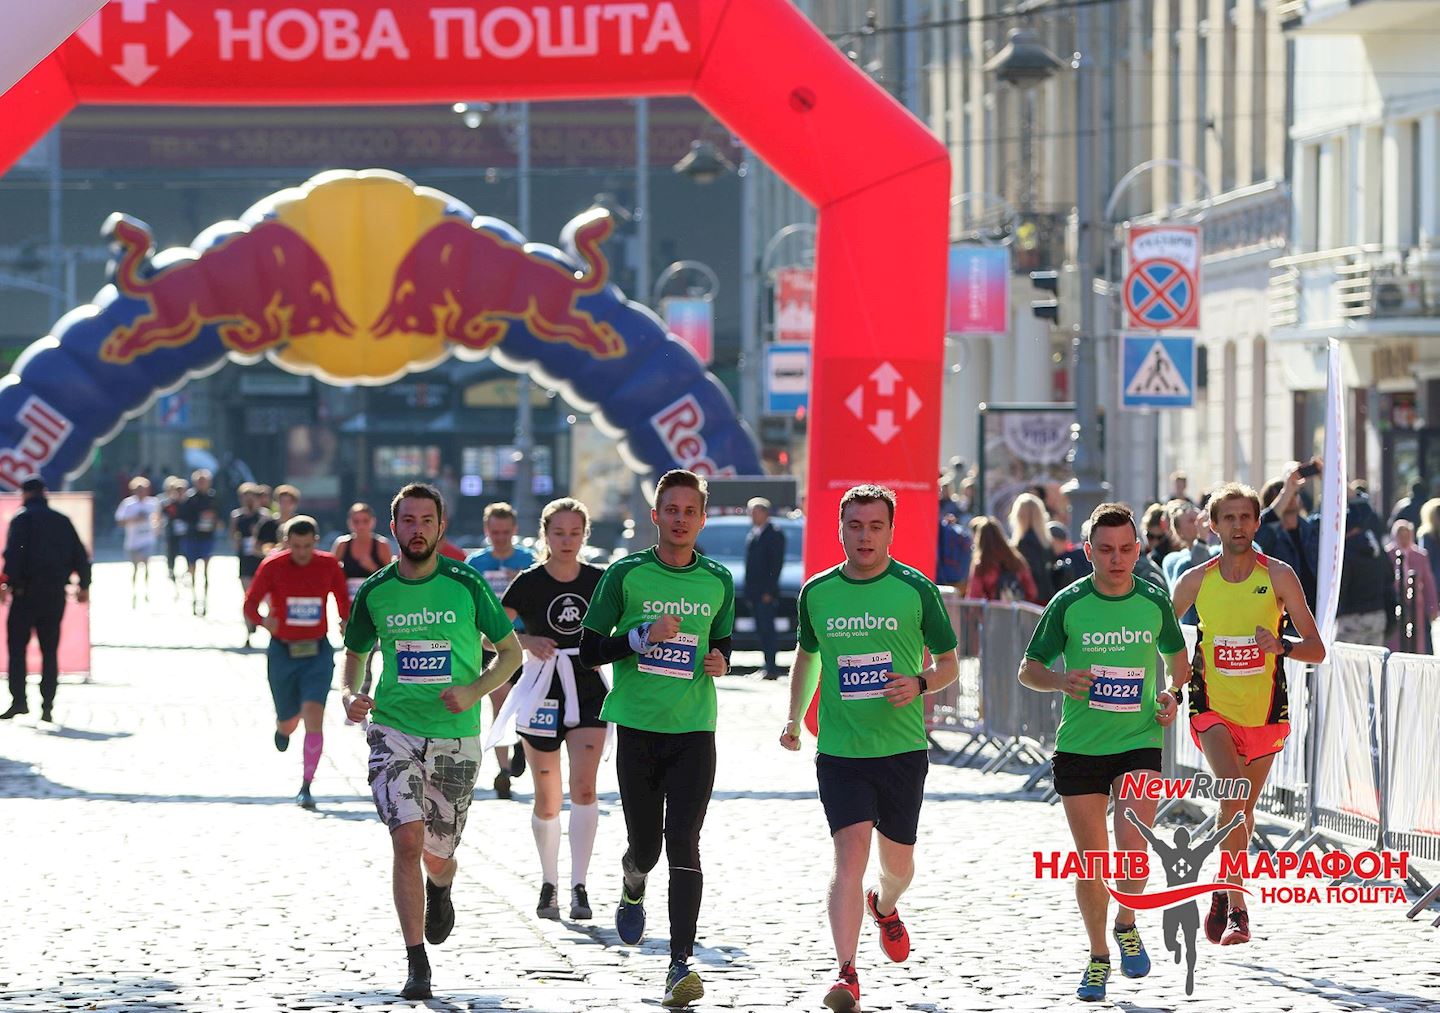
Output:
(274, 730), (289, 753)
(1204, 891), (1229, 943)
(425, 880), (455, 944)
(823, 962), (860, 1012)
(570, 884), (592, 920)
(1112, 923), (1150, 978)
(510, 748), (527, 778)
(0, 704), (28, 720)
(1220, 908), (1251, 945)
(295, 783), (316, 811)
(537, 882), (560, 920)
(865, 888), (910, 963)
(401, 964), (432, 1000)
(616, 891), (646, 945)
(493, 772), (512, 799)
(1076, 956), (1110, 1001)
(661, 961), (703, 1008)
(39, 705), (53, 724)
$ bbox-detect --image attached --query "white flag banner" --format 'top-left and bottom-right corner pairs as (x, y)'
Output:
(1315, 339), (1347, 648)
(0, 2), (103, 95)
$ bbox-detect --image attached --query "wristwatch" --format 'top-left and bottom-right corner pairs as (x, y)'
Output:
(1280, 638), (1294, 657)
(1165, 685), (1184, 700)
(916, 674), (929, 695)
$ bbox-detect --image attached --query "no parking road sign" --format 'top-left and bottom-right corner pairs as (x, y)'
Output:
(1124, 225), (1201, 331)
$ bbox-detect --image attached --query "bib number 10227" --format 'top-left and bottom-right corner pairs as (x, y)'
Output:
(395, 640), (453, 684)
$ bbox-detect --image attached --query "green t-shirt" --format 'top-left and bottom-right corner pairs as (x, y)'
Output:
(1024, 574), (1185, 756)
(797, 560), (959, 759)
(582, 546), (735, 734)
(344, 560), (515, 739)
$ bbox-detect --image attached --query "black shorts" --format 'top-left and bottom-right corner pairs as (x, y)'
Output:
(1051, 748), (1163, 797)
(517, 669), (608, 753)
(816, 750), (928, 846)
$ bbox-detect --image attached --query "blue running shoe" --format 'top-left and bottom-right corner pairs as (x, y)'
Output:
(1076, 957), (1110, 1001)
(1112, 923), (1151, 978)
(616, 891), (646, 945)
(661, 961), (704, 1008)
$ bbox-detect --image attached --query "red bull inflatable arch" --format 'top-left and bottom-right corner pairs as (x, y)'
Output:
(0, 0), (949, 570)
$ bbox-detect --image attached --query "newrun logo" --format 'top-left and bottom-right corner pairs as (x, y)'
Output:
(826, 613), (900, 632)
(643, 599), (712, 617)
(1081, 628), (1155, 647)
(386, 608), (458, 628)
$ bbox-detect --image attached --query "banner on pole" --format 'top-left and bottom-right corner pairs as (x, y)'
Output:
(947, 244), (1010, 335)
(1315, 338), (1347, 649)
(773, 267), (814, 344)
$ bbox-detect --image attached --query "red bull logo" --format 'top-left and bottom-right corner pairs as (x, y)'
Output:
(0, 397), (73, 489)
(651, 394), (735, 477)
(371, 210), (625, 359)
(99, 215), (355, 364)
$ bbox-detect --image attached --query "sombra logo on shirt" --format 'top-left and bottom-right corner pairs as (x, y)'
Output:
(548, 592), (588, 635)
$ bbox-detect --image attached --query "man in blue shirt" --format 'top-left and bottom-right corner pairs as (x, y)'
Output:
(466, 502), (536, 797)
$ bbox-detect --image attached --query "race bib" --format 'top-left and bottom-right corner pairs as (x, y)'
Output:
(196, 511), (217, 533)
(637, 632), (699, 679)
(1088, 665), (1145, 712)
(838, 651), (893, 701)
(1213, 635), (1265, 677)
(172, 519), (189, 536)
(524, 698), (560, 738)
(287, 639), (320, 659)
(243, 536), (257, 555)
(346, 577), (365, 600)
(396, 640), (453, 684)
(484, 570), (509, 596)
(287, 597), (323, 626)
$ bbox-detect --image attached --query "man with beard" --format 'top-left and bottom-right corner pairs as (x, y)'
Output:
(340, 483), (522, 1001)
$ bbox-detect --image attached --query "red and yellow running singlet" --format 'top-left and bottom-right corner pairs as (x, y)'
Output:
(1191, 553), (1288, 727)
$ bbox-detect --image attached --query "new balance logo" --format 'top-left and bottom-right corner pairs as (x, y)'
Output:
(1253, 586), (1269, 594)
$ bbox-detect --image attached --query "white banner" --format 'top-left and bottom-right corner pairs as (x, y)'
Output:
(1315, 339), (1347, 649)
(0, 2), (103, 94)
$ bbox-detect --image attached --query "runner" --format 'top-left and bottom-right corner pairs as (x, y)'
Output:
(466, 502), (536, 798)
(159, 476), (188, 596)
(779, 484), (960, 1013)
(579, 469), (733, 1009)
(242, 515), (350, 810)
(114, 477), (159, 606)
(256, 484), (300, 555)
(1018, 502), (1188, 1002)
(485, 497), (607, 921)
(1171, 482), (1326, 947)
(180, 469), (221, 616)
(231, 483), (266, 647)
(341, 482), (523, 1001)
(333, 502), (393, 701)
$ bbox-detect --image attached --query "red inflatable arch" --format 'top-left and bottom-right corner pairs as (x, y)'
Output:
(0, 0), (949, 571)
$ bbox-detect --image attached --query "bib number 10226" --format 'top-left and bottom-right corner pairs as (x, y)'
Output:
(838, 652), (893, 701)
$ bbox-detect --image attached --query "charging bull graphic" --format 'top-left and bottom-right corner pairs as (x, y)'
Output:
(0, 170), (759, 490)
(100, 215), (355, 364)
(373, 210), (624, 359)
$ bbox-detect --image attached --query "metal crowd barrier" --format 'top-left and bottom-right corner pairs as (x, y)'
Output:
(926, 597), (1440, 923)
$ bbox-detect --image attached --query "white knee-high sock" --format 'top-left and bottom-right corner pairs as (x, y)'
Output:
(532, 813), (561, 886)
(569, 803), (599, 887)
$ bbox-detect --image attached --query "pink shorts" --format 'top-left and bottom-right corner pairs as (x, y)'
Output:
(1190, 711), (1289, 765)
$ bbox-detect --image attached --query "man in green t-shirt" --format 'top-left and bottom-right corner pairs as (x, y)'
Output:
(1019, 502), (1187, 1003)
(340, 483), (522, 1002)
(779, 485), (960, 1013)
(578, 469), (733, 1010)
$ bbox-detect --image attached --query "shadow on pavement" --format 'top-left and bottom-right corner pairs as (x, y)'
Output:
(1241, 965), (1439, 1012)
(304, 989), (508, 1010)
(0, 976), (186, 1012)
(40, 726), (134, 742)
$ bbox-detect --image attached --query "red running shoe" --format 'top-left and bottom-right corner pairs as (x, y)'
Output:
(865, 888), (911, 963)
(1204, 891), (1229, 944)
(823, 962), (860, 1012)
(1220, 908), (1251, 945)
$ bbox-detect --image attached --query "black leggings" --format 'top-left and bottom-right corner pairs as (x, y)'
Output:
(615, 725), (717, 962)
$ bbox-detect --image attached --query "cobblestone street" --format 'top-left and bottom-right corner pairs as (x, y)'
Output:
(1, 562), (1437, 1012)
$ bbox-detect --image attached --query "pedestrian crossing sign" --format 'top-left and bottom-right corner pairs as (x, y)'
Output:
(1121, 334), (1195, 410)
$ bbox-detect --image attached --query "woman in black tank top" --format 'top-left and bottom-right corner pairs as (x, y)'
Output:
(331, 503), (393, 697)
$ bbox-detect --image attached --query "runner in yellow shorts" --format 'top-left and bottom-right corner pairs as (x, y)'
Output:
(1171, 481), (1325, 948)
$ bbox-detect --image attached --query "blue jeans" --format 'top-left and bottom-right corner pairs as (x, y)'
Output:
(751, 595), (780, 674)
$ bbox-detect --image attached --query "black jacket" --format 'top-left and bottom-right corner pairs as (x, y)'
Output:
(1016, 529), (1057, 604)
(3, 497), (91, 596)
(744, 522), (786, 599)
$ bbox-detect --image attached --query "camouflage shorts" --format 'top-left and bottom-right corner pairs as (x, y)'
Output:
(366, 723), (483, 859)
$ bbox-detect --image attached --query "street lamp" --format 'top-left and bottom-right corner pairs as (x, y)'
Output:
(673, 140), (736, 185)
(989, 18), (1110, 525)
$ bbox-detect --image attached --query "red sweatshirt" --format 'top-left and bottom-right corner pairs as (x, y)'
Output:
(243, 549), (351, 641)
